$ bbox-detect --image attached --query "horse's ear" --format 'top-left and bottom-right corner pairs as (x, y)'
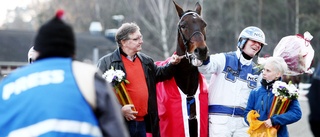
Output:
(194, 2), (202, 16)
(173, 0), (184, 18)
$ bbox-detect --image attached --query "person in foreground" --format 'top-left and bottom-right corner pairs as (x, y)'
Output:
(198, 26), (267, 137)
(96, 22), (182, 137)
(0, 10), (129, 137)
(308, 61), (320, 137)
(244, 57), (302, 137)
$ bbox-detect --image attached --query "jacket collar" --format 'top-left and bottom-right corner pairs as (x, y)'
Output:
(111, 48), (122, 62)
(119, 48), (137, 61)
(113, 48), (149, 65)
(236, 49), (252, 66)
(261, 79), (275, 90)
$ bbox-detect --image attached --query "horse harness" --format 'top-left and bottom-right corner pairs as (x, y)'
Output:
(177, 11), (206, 64)
(177, 11), (205, 122)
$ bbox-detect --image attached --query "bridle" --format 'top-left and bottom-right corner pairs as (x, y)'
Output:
(177, 11), (206, 62)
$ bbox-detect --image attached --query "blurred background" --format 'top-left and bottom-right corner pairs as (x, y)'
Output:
(0, 0), (319, 80)
(0, 0), (316, 136)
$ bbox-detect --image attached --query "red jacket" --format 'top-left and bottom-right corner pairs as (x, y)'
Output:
(156, 59), (208, 137)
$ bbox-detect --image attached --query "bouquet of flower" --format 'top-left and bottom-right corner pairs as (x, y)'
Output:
(268, 81), (299, 129)
(102, 66), (135, 110)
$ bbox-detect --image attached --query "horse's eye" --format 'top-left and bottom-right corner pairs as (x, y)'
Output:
(180, 25), (186, 29)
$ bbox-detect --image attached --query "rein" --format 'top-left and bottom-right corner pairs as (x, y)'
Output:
(177, 11), (206, 62)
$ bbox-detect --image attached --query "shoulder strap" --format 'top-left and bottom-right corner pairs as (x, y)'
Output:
(72, 61), (97, 109)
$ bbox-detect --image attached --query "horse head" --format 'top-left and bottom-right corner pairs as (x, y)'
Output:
(173, 1), (208, 67)
(154, 3), (209, 136)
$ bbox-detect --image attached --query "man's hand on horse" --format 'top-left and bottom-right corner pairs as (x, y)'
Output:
(170, 54), (185, 65)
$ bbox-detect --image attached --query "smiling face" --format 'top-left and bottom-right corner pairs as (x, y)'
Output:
(242, 39), (262, 57)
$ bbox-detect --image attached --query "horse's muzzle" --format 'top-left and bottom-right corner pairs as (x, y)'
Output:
(194, 46), (208, 61)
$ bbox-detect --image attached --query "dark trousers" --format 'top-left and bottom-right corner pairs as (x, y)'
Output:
(309, 120), (320, 137)
(127, 120), (146, 137)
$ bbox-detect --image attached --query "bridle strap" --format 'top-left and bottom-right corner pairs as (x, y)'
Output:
(177, 12), (205, 62)
(177, 12), (200, 49)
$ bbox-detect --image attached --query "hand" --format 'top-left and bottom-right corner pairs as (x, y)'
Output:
(170, 54), (185, 65)
(122, 104), (138, 121)
(264, 119), (273, 128)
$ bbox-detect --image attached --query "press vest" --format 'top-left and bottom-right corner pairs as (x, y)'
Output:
(0, 58), (102, 137)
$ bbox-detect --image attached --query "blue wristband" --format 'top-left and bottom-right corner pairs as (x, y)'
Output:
(202, 57), (210, 65)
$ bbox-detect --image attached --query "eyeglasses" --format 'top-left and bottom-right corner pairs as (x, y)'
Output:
(129, 35), (143, 41)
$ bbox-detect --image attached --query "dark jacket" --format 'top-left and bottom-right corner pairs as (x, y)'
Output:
(97, 48), (176, 137)
(73, 60), (129, 137)
(244, 80), (302, 137)
(308, 62), (320, 137)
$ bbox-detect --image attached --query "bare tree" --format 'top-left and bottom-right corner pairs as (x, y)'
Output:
(3, 0), (319, 65)
(122, 0), (169, 58)
(295, 0), (299, 34)
(120, 0), (197, 59)
(258, 0), (263, 28)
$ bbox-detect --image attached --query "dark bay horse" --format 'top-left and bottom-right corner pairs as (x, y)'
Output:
(156, 1), (209, 137)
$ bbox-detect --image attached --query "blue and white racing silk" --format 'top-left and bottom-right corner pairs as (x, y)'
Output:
(198, 49), (261, 137)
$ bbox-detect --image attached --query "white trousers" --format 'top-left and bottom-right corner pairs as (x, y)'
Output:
(209, 115), (249, 137)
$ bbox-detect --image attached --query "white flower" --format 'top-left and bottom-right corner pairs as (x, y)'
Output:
(102, 69), (115, 83)
(287, 84), (299, 98)
(102, 67), (127, 86)
(114, 70), (125, 82)
(271, 81), (299, 100)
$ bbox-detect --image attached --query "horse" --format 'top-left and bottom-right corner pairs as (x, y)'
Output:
(247, 110), (277, 137)
(155, 1), (209, 137)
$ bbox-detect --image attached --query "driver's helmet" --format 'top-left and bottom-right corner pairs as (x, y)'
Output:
(237, 26), (267, 49)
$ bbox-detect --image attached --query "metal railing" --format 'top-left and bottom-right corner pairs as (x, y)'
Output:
(0, 61), (27, 76)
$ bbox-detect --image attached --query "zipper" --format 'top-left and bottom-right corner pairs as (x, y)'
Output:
(267, 91), (270, 114)
(261, 98), (264, 111)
